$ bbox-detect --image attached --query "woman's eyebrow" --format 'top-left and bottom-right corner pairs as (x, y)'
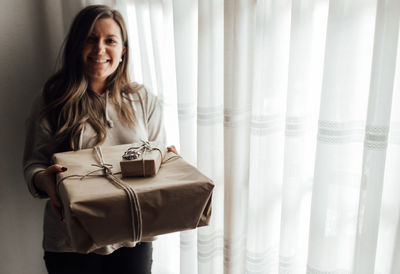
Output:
(89, 33), (120, 38)
(105, 34), (122, 40)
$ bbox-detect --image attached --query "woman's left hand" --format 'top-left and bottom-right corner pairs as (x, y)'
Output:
(167, 145), (178, 155)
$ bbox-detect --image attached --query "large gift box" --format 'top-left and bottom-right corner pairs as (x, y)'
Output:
(52, 144), (214, 254)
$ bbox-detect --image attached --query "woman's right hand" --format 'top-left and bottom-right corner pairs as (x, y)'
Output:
(34, 164), (67, 221)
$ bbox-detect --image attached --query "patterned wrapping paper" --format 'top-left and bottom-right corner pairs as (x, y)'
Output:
(52, 144), (214, 254)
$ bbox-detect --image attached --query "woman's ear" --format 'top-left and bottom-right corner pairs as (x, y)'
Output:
(120, 48), (126, 63)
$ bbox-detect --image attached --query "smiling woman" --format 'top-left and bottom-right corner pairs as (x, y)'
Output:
(40, 5), (137, 151)
(22, 4), (167, 274)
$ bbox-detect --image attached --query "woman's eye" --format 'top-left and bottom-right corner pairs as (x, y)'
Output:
(86, 36), (96, 43)
(107, 39), (116, 44)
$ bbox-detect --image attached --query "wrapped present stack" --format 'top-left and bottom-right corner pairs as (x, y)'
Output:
(52, 143), (214, 254)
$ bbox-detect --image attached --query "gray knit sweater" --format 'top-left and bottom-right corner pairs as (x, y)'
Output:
(23, 87), (165, 254)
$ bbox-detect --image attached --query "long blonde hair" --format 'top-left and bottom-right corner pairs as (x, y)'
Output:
(42, 5), (141, 150)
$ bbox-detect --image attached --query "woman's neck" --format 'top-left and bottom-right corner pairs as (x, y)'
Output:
(89, 80), (106, 94)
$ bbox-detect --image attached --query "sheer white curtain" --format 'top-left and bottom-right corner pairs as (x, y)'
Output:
(55, 0), (400, 273)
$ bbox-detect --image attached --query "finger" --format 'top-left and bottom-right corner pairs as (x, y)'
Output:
(46, 164), (68, 175)
(167, 145), (178, 154)
(167, 145), (175, 151)
(48, 182), (63, 220)
(50, 199), (63, 220)
(45, 181), (62, 212)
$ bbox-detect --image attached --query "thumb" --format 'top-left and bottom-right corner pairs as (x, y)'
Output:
(46, 164), (67, 174)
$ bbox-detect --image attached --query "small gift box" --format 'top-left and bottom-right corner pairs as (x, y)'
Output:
(52, 144), (214, 254)
(120, 141), (166, 177)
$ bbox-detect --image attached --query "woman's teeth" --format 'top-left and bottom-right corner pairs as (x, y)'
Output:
(94, 59), (107, 63)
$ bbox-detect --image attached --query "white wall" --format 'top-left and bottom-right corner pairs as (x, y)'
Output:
(0, 1), (65, 273)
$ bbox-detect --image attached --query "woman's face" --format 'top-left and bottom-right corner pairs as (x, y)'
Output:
(82, 18), (125, 87)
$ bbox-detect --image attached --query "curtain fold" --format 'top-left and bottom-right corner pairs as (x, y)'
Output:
(307, 0), (376, 272)
(383, 33), (400, 273)
(172, 0), (199, 273)
(223, 0), (255, 273)
(278, 0), (317, 272)
(197, 0), (224, 274)
(353, 0), (400, 273)
(246, 0), (289, 273)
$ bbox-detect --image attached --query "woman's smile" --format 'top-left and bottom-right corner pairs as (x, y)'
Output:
(89, 58), (109, 64)
(87, 56), (112, 69)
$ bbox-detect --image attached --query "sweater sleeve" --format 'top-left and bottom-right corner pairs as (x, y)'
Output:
(22, 95), (53, 199)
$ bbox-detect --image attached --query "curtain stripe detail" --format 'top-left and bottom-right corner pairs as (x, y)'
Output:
(158, 98), (177, 109)
(224, 108), (251, 128)
(285, 116), (309, 137)
(197, 106), (224, 125)
(250, 114), (284, 136)
(306, 266), (351, 274)
(364, 126), (389, 150)
(197, 231), (224, 246)
(317, 120), (365, 143)
(198, 246), (223, 262)
(223, 237), (246, 264)
(245, 248), (278, 274)
(197, 232), (224, 261)
(178, 103), (196, 121)
(180, 233), (196, 249)
(279, 255), (296, 270)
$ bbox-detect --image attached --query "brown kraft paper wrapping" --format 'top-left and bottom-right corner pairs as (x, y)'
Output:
(52, 144), (214, 254)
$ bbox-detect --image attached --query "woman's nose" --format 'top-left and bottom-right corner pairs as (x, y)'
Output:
(95, 40), (106, 54)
